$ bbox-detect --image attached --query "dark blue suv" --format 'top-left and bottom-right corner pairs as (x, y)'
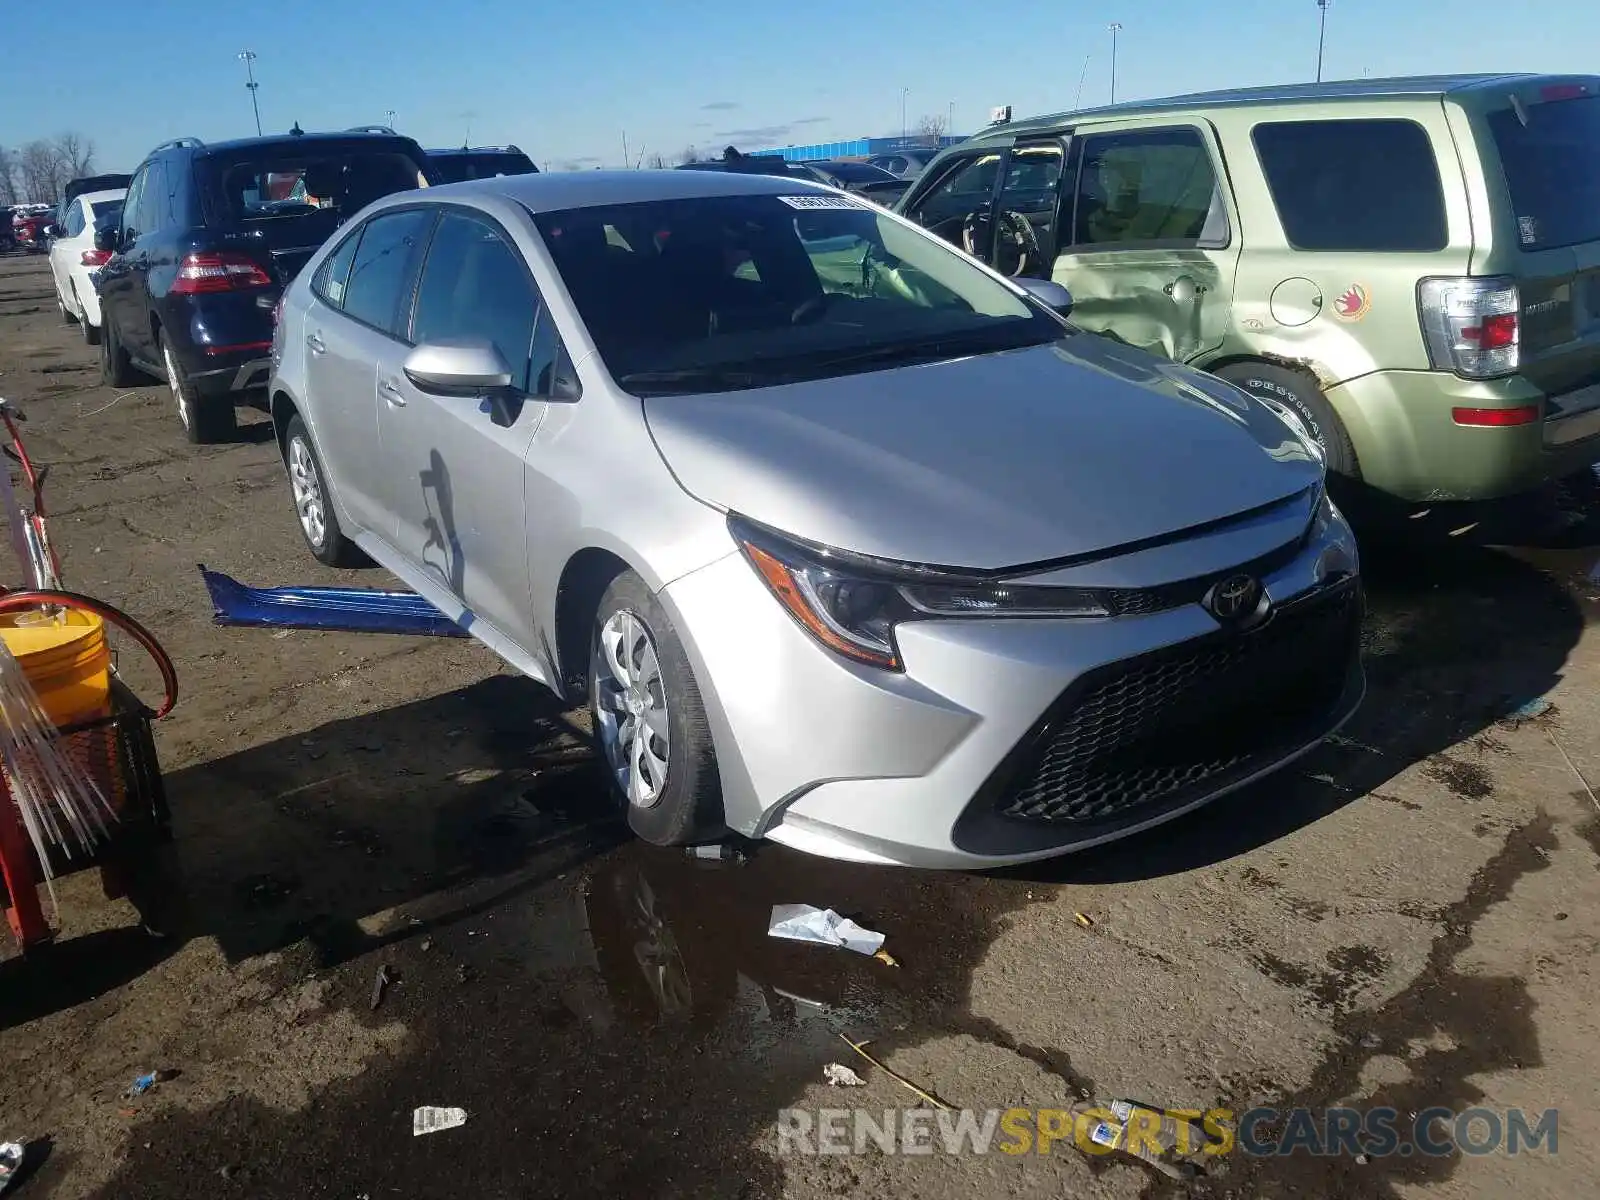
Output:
(96, 129), (430, 442)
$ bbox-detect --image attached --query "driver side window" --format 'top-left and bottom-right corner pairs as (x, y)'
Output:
(907, 152), (1003, 260)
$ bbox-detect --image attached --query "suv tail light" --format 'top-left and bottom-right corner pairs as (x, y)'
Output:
(1418, 276), (1520, 379)
(80, 249), (111, 267)
(171, 252), (272, 294)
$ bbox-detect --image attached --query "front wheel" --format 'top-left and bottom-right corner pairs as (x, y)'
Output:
(100, 314), (139, 388)
(589, 571), (722, 846)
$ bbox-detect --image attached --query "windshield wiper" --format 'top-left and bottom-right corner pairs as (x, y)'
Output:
(804, 328), (1030, 372)
(617, 367), (774, 394)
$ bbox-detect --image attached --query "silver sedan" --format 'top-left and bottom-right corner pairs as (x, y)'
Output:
(267, 168), (1362, 868)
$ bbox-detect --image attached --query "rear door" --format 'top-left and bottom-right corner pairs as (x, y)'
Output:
(301, 206), (435, 542)
(1051, 121), (1241, 362)
(1460, 81), (1600, 443)
(381, 207), (549, 646)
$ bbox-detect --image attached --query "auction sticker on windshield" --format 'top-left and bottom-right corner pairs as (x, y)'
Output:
(778, 195), (869, 210)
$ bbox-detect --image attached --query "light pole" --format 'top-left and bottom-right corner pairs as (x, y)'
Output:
(1107, 24), (1122, 104)
(1315, 0), (1330, 83)
(385, 109), (397, 130)
(901, 87), (910, 142)
(238, 50), (262, 136)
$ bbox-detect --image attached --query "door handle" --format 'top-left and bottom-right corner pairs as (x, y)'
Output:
(306, 332), (326, 355)
(378, 378), (406, 407)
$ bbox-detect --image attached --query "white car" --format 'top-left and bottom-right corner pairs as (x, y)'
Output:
(48, 188), (126, 345)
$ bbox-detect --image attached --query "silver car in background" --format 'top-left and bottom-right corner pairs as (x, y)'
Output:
(268, 169), (1363, 869)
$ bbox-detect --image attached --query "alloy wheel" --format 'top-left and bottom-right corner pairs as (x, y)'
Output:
(593, 611), (671, 808)
(287, 436), (327, 549)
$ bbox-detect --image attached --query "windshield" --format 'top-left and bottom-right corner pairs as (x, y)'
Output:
(535, 192), (1061, 394)
(1488, 94), (1600, 250)
(202, 148), (424, 224)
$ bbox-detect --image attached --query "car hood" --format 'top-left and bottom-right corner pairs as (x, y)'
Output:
(643, 335), (1323, 571)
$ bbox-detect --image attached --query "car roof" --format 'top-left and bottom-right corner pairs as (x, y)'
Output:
(191, 131), (423, 158)
(972, 73), (1557, 139)
(414, 168), (834, 213)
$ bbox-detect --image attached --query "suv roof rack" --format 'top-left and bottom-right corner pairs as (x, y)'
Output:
(345, 125), (397, 134)
(149, 137), (204, 154)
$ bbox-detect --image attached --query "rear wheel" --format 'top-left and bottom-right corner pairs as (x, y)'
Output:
(100, 314), (138, 388)
(58, 290), (74, 324)
(1214, 360), (1358, 479)
(162, 333), (236, 444)
(589, 571), (721, 846)
(283, 415), (365, 567)
(75, 288), (100, 345)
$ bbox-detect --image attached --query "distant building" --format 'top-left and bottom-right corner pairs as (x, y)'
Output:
(750, 134), (968, 162)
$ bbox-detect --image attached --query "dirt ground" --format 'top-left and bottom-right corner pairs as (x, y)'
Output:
(0, 249), (1596, 1199)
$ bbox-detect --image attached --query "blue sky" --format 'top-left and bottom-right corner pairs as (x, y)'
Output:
(3, 0), (1598, 173)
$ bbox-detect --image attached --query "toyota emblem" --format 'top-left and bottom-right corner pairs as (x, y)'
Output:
(1205, 574), (1264, 624)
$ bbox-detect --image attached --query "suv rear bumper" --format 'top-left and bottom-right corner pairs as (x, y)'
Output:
(1328, 369), (1600, 502)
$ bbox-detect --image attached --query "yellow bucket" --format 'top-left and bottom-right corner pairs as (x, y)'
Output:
(0, 609), (113, 730)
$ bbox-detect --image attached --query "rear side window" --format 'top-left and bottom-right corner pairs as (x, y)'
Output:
(1073, 127), (1227, 248)
(1487, 95), (1600, 251)
(1252, 119), (1447, 252)
(313, 226), (364, 308)
(340, 208), (435, 335)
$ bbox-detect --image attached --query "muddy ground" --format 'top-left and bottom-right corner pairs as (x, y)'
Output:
(0, 250), (1596, 1199)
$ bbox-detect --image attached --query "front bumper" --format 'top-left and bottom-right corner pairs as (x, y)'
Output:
(1329, 369), (1600, 502)
(660, 496), (1362, 869)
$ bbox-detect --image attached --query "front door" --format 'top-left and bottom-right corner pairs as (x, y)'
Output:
(1050, 121), (1241, 362)
(902, 148), (1007, 263)
(379, 207), (548, 647)
(97, 166), (147, 350)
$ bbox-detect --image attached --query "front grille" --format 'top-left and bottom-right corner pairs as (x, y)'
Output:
(992, 580), (1360, 827)
(1097, 532), (1308, 618)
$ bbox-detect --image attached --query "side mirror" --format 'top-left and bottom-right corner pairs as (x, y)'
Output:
(404, 340), (515, 394)
(1016, 277), (1074, 317)
(93, 225), (117, 254)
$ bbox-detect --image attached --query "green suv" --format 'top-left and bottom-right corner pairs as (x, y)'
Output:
(894, 75), (1600, 501)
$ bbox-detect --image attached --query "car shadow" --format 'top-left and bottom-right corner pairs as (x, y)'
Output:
(1004, 479), (1589, 884)
(142, 674), (622, 971)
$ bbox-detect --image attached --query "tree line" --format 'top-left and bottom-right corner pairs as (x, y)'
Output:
(0, 133), (99, 207)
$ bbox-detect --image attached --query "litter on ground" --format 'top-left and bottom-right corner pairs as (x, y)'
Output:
(412, 1107), (468, 1136)
(823, 1062), (866, 1087)
(768, 904), (885, 955)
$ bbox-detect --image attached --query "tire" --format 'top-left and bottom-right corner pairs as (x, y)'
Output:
(282, 415), (365, 567)
(589, 570), (722, 846)
(100, 313), (139, 388)
(1213, 360), (1359, 479)
(58, 291), (74, 324)
(162, 332), (236, 444)
(75, 288), (100, 345)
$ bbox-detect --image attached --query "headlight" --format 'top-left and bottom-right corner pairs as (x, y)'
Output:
(730, 518), (1111, 672)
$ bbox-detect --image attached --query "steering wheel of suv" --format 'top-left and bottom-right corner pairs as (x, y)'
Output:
(962, 209), (1040, 278)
